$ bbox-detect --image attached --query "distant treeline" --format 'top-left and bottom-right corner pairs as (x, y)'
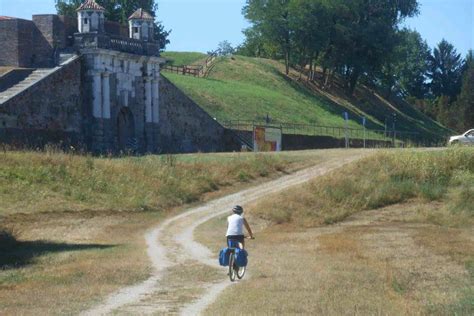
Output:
(236, 0), (473, 132)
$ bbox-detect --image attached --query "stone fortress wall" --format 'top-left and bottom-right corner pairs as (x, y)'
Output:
(0, 15), (76, 68)
(0, 57), (83, 147)
(0, 2), (236, 154)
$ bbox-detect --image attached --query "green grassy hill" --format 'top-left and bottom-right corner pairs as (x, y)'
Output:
(162, 54), (451, 142)
(160, 51), (207, 66)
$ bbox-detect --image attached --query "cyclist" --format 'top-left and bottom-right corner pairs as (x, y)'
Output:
(226, 205), (254, 249)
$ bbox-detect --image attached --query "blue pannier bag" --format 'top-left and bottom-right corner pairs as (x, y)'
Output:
(219, 247), (230, 266)
(234, 248), (248, 267)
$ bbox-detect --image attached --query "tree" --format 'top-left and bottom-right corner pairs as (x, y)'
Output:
(288, 0), (331, 81)
(453, 50), (474, 131)
(217, 41), (235, 56)
(325, 0), (419, 94)
(243, 0), (292, 75)
(55, 0), (170, 49)
(55, 0), (82, 17)
(428, 39), (464, 99)
(378, 29), (430, 98)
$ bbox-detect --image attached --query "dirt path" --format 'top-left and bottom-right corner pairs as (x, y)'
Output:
(81, 153), (367, 315)
(199, 202), (471, 315)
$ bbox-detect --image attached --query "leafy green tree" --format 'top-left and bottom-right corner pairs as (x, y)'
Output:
(378, 29), (430, 98)
(55, 0), (170, 49)
(55, 0), (82, 17)
(428, 39), (464, 99)
(453, 50), (474, 131)
(324, 0), (419, 94)
(288, 0), (331, 80)
(217, 40), (235, 56)
(243, 0), (292, 75)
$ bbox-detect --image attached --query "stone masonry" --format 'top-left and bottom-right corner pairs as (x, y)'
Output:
(0, 58), (83, 147)
(0, 1), (240, 154)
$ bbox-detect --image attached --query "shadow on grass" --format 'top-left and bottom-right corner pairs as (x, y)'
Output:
(0, 240), (116, 269)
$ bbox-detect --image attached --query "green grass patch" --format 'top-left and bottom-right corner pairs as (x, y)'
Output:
(161, 51), (207, 66)
(391, 278), (407, 295)
(163, 55), (450, 141)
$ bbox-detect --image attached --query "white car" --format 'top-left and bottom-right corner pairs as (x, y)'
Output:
(448, 129), (474, 145)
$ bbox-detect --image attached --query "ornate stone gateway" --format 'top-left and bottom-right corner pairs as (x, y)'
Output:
(117, 107), (136, 151)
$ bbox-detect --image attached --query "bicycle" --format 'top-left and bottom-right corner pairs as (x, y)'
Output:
(227, 236), (254, 282)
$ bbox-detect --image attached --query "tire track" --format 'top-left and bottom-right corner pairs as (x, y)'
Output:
(82, 153), (368, 315)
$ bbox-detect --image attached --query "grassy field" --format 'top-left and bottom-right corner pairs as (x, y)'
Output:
(0, 150), (316, 216)
(163, 54), (450, 141)
(198, 148), (473, 315)
(160, 51), (207, 66)
(0, 149), (335, 315)
(251, 147), (474, 227)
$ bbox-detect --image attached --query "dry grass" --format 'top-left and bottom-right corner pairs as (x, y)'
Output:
(0, 211), (158, 315)
(251, 147), (474, 228)
(0, 149), (347, 315)
(199, 204), (473, 315)
(196, 149), (473, 315)
(0, 150), (307, 215)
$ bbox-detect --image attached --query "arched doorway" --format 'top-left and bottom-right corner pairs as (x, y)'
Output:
(117, 107), (136, 152)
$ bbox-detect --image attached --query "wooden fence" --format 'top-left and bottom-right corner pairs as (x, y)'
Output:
(161, 49), (220, 78)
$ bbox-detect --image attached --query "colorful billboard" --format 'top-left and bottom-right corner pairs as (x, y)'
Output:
(253, 126), (282, 152)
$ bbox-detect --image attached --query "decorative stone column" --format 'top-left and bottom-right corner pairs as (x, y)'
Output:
(102, 72), (111, 119)
(145, 77), (153, 123)
(91, 71), (105, 153)
(92, 72), (102, 118)
(152, 78), (159, 123)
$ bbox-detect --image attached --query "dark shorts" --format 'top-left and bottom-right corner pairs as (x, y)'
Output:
(227, 235), (244, 247)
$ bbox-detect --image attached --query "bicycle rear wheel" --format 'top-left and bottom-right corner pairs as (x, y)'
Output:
(228, 252), (236, 282)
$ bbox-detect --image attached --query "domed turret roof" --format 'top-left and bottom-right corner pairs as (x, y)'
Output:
(77, 0), (105, 11)
(128, 8), (154, 20)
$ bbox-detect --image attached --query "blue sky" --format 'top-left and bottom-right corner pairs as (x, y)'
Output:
(0, 0), (472, 56)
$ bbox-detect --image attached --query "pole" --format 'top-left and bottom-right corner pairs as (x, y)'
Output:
(344, 112), (349, 149)
(362, 116), (366, 149)
(392, 113), (396, 147)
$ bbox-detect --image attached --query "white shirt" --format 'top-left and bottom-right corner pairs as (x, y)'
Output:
(226, 214), (244, 236)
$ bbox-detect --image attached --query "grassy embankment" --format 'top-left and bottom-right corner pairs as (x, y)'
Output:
(162, 54), (450, 141)
(0, 149), (333, 315)
(253, 147), (474, 227)
(198, 148), (473, 315)
(160, 51), (207, 66)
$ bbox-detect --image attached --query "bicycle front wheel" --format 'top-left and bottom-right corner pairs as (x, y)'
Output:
(228, 253), (236, 282)
(237, 265), (246, 279)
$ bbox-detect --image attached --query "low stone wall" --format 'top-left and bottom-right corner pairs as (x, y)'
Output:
(159, 76), (232, 153)
(0, 68), (34, 92)
(233, 130), (392, 151)
(0, 128), (82, 150)
(283, 134), (392, 150)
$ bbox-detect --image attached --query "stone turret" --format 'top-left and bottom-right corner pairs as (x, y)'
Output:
(128, 8), (154, 42)
(77, 0), (105, 33)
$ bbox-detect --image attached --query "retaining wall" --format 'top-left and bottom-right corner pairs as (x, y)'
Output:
(0, 58), (83, 149)
(159, 76), (232, 153)
(233, 130), (392, 151)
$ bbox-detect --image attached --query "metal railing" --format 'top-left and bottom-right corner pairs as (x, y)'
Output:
(220, 119), (432, 145)
(74, 33), (160, 57)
